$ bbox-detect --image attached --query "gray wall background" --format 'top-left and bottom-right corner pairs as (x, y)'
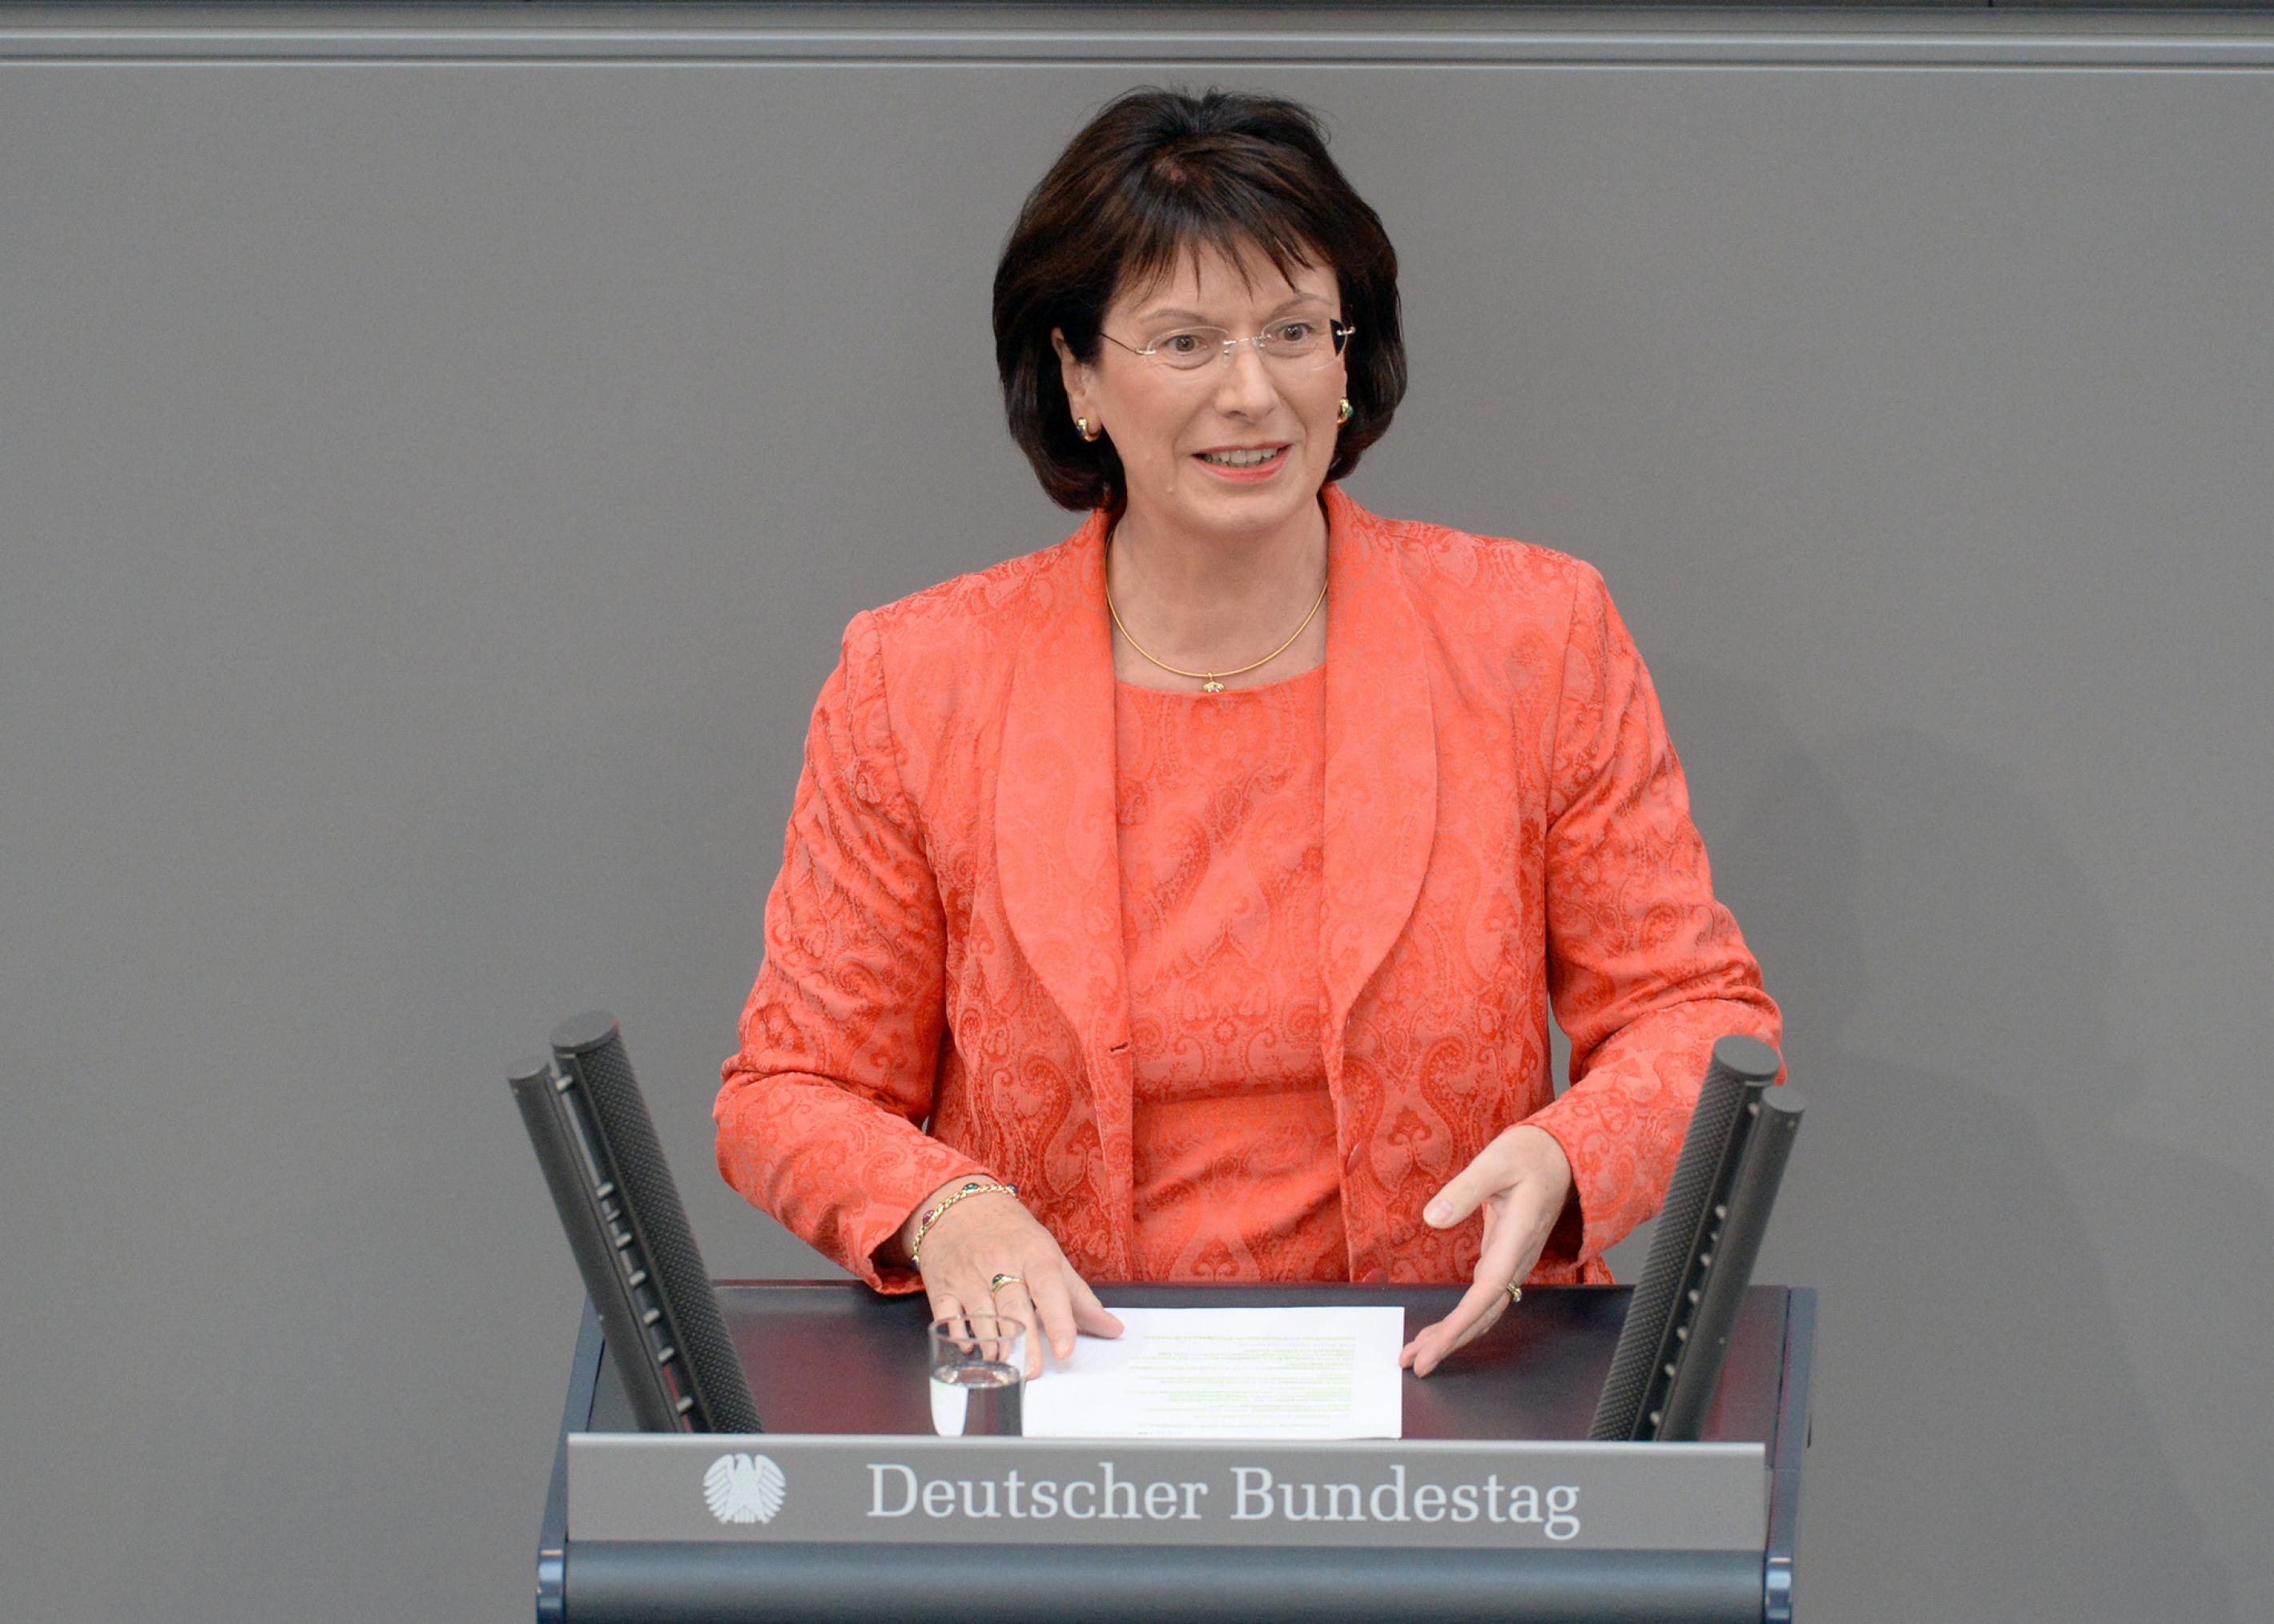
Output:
(4, 5), (2269, 1620)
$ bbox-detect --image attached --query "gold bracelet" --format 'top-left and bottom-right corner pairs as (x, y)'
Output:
(908, 1180), (1018, 1270)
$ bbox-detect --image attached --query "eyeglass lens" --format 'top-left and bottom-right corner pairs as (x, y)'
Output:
(1144, 321), (1349, 372)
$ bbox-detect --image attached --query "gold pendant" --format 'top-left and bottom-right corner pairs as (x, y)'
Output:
(1201, 677), (1225, 693)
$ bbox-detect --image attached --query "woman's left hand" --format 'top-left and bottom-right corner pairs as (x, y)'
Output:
(1400, 1124), (1575, 1377)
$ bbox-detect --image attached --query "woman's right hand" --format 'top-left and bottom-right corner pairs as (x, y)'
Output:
(900, 1180), (1122, 1377)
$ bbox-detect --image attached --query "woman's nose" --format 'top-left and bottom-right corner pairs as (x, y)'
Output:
(1211, 339), (1278, 414)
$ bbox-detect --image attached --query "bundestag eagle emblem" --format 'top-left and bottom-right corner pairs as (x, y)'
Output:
(703, 1452), (787, 1525)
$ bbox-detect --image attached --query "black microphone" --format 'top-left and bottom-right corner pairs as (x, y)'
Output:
(1589, 1035), (1801, 1443)
(510, 1013), (762, 1433)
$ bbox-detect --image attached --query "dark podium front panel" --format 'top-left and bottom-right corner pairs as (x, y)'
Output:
(537, 1282), (1815, 1624)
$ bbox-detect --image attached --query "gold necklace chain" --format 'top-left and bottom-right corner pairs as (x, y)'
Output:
(1105, 539), (1328, 694)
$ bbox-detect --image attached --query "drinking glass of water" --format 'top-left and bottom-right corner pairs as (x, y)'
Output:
(928, 1312), (1026, 1437)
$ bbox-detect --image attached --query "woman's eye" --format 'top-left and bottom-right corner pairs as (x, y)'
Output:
(1276, 322), (1317, 344)
(1161, 333), (1203, 355)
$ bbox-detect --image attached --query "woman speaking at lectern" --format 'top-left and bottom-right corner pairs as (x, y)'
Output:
(714, 89), (1780, 1380)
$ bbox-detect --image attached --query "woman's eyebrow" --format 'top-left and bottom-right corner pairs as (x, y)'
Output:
(1133, 294), (1334, 325)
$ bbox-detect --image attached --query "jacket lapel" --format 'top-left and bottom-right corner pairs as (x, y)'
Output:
(1318, 486), (1438, 1080)
(993, 513), (1135, 1264)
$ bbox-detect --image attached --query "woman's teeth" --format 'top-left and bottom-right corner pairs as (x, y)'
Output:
(1200, 448), (1280, 467)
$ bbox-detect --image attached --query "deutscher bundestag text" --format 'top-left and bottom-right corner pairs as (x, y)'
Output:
(866, 1461), (1583, 1540)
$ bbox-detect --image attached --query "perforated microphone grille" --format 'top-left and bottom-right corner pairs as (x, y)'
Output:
(550, 1013), (763, 1433)
(1588, 1034), (1781, 1441)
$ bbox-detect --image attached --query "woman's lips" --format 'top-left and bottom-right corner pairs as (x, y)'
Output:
(1192, 444), (1290, 483)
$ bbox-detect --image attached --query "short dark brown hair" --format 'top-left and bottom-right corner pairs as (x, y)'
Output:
(994, 87), (1407, 516)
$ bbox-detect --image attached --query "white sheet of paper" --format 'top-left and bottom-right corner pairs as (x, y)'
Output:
(1020, 1306), (1405, 1441)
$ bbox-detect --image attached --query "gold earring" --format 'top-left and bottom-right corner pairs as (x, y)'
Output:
(1337, 398), (1354, 426)
(1076, 416), (1102, 443)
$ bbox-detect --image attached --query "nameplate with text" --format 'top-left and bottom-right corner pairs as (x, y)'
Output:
(569, 1434), (1765, 1550)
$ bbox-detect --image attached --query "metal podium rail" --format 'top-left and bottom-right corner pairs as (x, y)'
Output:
(537, 1281), (1815, 1624)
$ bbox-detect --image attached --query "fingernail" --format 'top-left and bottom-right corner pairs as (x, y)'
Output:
(1425, 1202), (1451, 1225)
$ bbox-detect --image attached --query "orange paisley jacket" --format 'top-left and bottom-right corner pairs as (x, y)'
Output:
(715, 485), (1780, 1292)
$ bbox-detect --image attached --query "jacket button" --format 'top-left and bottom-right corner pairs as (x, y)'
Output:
(1358, 1265), (1387, 1284)
(1344, 1142), (1362, 1171)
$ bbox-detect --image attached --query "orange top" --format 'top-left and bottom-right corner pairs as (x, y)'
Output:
(715, 487), (1782, 1294)
(1115, 665), (1347, 1282)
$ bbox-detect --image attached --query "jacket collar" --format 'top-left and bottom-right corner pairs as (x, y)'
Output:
(994, 485), (1437, 1101)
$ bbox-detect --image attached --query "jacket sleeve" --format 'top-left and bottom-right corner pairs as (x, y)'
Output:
(1523, 564), (1783, 1271)
(714, 610), (991, 1291)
